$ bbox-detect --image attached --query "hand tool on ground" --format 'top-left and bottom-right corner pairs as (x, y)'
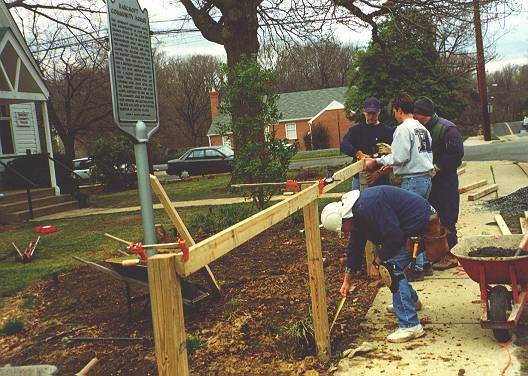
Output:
(513, 232), (528, 256)
(12, 236), (41, 263)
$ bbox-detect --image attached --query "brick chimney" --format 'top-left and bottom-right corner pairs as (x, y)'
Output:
(210, 88), (219, 120)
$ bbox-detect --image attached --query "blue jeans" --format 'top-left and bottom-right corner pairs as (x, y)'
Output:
(386, 247), (421, 328)
(352, 176), (360, 190)
(400, 174), (432, 271)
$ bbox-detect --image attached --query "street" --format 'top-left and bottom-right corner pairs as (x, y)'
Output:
(464, 134), (528, 162)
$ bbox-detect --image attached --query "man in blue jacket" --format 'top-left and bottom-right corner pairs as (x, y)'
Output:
(340, 97), (394, 189)
(321, 186), (435, 343)
(414, 97), (464, 270)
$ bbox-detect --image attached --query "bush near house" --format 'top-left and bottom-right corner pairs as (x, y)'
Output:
(91, 136), (136, 192)
(303, 124), (330, 150)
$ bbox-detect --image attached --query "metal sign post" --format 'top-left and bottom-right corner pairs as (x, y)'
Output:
(107, 0), (159, 254)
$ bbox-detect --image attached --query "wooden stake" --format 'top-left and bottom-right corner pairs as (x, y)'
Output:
(75, 357), (98, 376)
(148, 254), (189, 376)
(520, 217), (527, 235)
(468, 184), (498, 201)
(104, 233), (132, 245)
(460, 161), (467, 168)
(494, 214), (512, 235)
(150, 174), (221, 294)
(303, 200), (330, 360)
(459, 179), (487, 194)
(457, 167), (466, 175)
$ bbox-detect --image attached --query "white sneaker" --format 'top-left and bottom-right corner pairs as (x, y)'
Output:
(387, 324), (425, 343)
(386, 299), (423, 313)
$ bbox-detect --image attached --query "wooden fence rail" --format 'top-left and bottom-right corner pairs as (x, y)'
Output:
(148, 159), (364, 375)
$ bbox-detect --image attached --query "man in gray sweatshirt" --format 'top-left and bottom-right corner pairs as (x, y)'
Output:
(365, 92), (434, 280)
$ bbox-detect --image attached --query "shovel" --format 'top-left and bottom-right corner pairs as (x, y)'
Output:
(513, 232), (528, 256)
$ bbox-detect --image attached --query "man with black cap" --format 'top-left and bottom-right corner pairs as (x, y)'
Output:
(413, 97), (464, 270)
(340, 96), (394, 189)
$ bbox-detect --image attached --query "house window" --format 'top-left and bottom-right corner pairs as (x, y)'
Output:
(222, 136), (232, 148)
(285, 123), (297, 140)
(0, 105), (13, 154)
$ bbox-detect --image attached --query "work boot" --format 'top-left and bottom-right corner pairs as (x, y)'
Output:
(404, 268), (425, 282)
(432, 253), (458, 271)
(386, 299), (423, 314)
(387, 324), (425, 343)
(424, 264), (434, 276)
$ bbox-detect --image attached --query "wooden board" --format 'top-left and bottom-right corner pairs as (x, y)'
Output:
(150, 175), (221, 294)
(459, 179), (487, 194)
(303, 200), (330, 359)
(176, 183), (320, 276)
(460, 161), (467, 168)
(468, 184), (498, 201)
(456, 167), (466, 176)
(148, 254), (189, 376)
(520, 217), (527, 235)
(494, 214), (512, 235)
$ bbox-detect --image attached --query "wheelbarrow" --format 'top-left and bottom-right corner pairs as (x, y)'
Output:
(451, 234), (528, 342)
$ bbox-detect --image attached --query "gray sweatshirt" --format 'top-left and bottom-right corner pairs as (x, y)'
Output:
(376, 118), (433, 176)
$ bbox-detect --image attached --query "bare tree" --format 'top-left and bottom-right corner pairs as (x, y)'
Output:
(155, 53), (220, 149)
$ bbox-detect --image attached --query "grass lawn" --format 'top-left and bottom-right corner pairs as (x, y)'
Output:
(90, 175), (237, 208)
(0, 203), (256, 298)
(292, 148), (345, 161)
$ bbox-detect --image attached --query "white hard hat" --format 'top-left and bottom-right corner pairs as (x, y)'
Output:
(321, 202), (343, 232)
(341, 190), (360, 219)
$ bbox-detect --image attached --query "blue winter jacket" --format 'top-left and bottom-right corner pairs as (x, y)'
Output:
(340, 122), (394, 158)
(346, 186), (431, 268)
(423, 114), (464, 175)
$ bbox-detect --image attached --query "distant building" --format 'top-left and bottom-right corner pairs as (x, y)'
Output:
(207, 86), (355, 151)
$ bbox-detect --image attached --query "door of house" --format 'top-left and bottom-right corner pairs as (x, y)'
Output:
(0, 105), (14, 155)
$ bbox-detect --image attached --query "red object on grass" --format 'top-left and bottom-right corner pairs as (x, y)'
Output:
(36, 225), (57, 234)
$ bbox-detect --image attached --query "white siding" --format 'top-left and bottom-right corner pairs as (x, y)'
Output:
(11, 102), (40, 155)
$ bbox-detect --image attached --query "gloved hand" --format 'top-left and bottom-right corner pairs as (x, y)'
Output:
(364, 158), (378, 171)
(376, 143), (392, 155)
(355, 150), (370, 160)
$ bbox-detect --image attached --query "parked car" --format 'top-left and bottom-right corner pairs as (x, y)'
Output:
(73, 157), (94, 180)
(167, 146), (234, 177)
(523, 116), (528, 130)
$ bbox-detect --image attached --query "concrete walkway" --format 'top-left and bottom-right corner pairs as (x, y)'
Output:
(335, 161), (528, 376)
(31, 192), (344, 222)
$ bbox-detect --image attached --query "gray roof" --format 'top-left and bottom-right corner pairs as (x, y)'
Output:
(208, 86), (348, 136)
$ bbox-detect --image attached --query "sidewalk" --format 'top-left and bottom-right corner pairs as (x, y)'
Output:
(31, 192), (344, 222)
(335, 161), (528, 376)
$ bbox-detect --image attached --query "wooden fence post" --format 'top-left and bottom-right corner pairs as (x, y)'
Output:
(303, 200), (331, 359)
(148, 254), (189, 376)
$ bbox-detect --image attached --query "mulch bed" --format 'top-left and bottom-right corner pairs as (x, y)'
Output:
(0, 221), (378, 375)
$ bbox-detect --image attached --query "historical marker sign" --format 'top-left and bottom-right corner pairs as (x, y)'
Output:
(107, 0), (159, 141)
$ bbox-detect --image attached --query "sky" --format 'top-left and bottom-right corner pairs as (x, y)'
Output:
(144, 3), (528, 72)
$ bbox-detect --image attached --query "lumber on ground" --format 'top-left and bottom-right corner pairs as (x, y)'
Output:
(468, 184), (498, 201)
(457, 167), (466, 175)
(460, 161), (467, 168)
(459, 179), (487, 194)
(148, 254), (189, 376)
(149, 175), (221, 294)
(494, 214), (512, 235)
(75, 357), (98, 376)
(303, 200), (330, 359)
(520, 217), (527, 235)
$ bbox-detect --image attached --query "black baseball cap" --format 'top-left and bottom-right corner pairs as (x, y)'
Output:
(363, 97), (381, 113)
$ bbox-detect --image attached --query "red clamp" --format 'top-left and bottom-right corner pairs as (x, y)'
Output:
(318, 179), (325, 194)
(129, 242), (148, 265)
(283, 179), (299, 193)
(178, 239), (189, 262)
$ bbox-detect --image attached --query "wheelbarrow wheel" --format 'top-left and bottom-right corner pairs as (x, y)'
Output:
(489, 285), (512, 343)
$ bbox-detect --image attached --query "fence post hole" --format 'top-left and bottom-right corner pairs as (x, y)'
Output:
(147, 254), (189, 376)
(303, 200), (331, 360)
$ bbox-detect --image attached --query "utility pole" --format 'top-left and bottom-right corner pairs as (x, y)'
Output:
(473, 0), (491, 141)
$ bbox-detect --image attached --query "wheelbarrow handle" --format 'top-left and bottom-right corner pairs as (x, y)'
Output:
(514, 232), (528, 256)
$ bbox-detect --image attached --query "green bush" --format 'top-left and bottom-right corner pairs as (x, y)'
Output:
(0, 318), (24, 335)
(303, 124), (330, 150)
(90, 136), (136, 192)
(188, 205), (257, 234)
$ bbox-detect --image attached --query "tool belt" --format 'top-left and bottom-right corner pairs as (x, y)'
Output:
(403, 214), (449, 263)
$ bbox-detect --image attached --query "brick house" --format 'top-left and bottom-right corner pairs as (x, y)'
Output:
(207, 86), (356, 151)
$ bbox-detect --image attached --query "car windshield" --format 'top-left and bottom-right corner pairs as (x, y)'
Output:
(218, 146), (234, 156)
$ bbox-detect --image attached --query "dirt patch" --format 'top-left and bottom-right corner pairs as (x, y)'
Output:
(0, 222), (377, 375)
(468, 247), (517, 257)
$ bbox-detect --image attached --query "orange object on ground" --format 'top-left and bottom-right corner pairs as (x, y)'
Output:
(36, 225), (57, 234)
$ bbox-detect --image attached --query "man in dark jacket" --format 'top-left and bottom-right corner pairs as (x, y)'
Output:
(414, 97), (464, 270)
(340, 97), (394, 189)
(321, 186), (434, 343)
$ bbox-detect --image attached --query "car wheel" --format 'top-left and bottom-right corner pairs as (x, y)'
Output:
(180, 170), (190, 180)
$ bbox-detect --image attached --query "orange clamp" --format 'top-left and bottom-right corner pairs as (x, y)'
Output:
(283, 179), (299, 193)
(178, 239), (189, 262)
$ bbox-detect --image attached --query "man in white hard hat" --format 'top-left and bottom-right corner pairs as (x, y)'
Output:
(321, 185), (435, 343)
